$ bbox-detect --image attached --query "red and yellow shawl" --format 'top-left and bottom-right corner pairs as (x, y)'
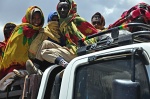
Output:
(108, 2), (150, 29)
(0, 6), (44, 80)
(57, 0), (98, 54)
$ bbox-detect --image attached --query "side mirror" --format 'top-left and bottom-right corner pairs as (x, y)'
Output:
(112, 79), (140, 99)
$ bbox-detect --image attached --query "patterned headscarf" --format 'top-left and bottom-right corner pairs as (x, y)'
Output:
(0, 6), (44, 80)
(22, 6), (44, 28)
(57, 0), (98, 54)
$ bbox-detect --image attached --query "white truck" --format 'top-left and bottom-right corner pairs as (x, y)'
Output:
(0, 23), (150, 99)
(37, 23), (150, 99)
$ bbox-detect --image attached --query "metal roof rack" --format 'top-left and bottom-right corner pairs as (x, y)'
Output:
(77, 23), (150, 56)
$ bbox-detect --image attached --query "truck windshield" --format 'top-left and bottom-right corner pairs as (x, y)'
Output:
(73, 55), (150, 99)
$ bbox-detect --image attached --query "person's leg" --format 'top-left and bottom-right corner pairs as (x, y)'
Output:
(33, 40), (61, 68)
(26, 59), (43, 75)
(41, 47), (76, 67)
(36, 40), (62, 62)
(26, 40), (62, 74)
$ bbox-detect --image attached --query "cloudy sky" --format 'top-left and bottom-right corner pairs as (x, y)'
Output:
(0, 0), (150, 41)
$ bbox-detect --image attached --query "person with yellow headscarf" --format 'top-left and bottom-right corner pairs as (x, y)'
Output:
(28, 11), (66, 60)
(0, 6), (44, 80)
(25, 0), (99, 75)
(26, 11), (67, 73)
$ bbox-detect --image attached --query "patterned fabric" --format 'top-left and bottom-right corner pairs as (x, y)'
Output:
(57, 0), (98, 54)
(108, 2), (150, 29)
(0, 6), (44, 80)
(22, 6), (44, 26)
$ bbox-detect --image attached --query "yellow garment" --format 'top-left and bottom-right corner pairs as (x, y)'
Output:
(29, 31), (48, 59)
(44, 21), (61, 43)
(28, 21), (62, 59)
(58, 0), (98, 55)
(0, 6), (44, 80)
(0, 23), (40, 70)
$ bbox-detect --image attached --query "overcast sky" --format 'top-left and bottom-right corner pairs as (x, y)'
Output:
(0, 0), (150, 41)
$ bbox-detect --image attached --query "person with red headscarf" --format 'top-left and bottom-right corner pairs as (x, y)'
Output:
(56, 0), (98, 64)
(0, 6), (44, 80)
(24, 0), (99, 75)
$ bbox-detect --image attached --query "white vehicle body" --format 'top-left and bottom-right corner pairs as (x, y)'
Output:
(37, 42), (150, 99)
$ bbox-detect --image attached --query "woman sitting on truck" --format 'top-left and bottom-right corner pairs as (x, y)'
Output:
(26, 11), (67, 74)
(0, 6), (44, 80)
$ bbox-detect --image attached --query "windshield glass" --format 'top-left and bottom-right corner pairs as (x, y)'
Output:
(73, 55), (150, 99)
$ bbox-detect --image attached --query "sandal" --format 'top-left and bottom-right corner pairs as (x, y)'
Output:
(13, 69), (29, 78)
(26, 59), (43, 75)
